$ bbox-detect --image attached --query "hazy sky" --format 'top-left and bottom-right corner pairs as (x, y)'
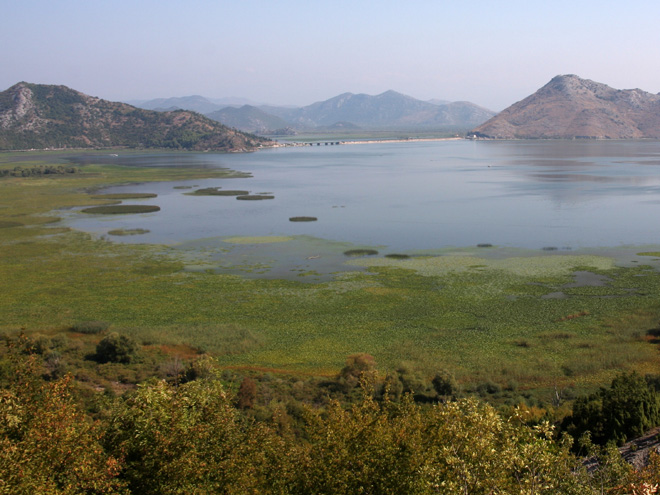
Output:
(3, 0), (660, 110)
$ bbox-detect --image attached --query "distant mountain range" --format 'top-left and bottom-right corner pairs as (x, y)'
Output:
(133, 91), (496, 134)
(6, 77), (657, 149)
(0, 83), (273, 151)
(471, 75), (660, 139)
(131, 95), (266, 114)
(206, 105), (292, 135)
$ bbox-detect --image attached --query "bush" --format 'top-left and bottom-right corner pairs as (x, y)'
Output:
(95, 332), (138, 363)
(339, 353), (377, 388)
(432, 370), (458, 397)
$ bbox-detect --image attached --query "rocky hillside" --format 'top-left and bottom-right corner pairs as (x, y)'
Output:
(0, 82), (272, 151)
(471, 75), (660, 139)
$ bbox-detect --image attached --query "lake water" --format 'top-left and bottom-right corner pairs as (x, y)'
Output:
(64, 140), (660, 253)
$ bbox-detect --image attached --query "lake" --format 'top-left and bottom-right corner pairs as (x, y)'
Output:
(64, 140), (660, 252)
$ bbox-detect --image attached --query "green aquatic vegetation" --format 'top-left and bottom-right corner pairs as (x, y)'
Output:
(108, 228), (150, 236)
(236, 195), (275, 200)
(81, 205), (161, 214)
(223, 236), (294, 244)
(70, 320), (110, 334)
(2, 151), (660, 397)
(289, 216), (318, 222)
(0, 221), (23, 228)
(347, 253), (615, 277)
(638, 251), (660, 257)
(385, 253), (410, 259)
(186, 187), (250, 196)
(344, 249), (379, 257)
(91, 193), (157, 199)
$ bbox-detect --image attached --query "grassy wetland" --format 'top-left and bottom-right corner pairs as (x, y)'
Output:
(2, 150), (660, 405)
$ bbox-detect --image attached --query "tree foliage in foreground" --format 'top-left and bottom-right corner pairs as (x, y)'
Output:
(0, 353), (124, 494)
(3, 347), (660, 494)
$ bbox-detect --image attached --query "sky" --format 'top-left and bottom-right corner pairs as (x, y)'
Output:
(3, 0), (660, 111)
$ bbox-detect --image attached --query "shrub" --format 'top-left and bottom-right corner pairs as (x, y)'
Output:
(95, 332), (138, 363)
(432, 371), (458, 397)
(339, 353), (377, 388)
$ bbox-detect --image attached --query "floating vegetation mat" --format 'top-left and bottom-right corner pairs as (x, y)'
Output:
(347, 253), (616, 277)
(223, 236), (294, 244)
(385, 253), (410, 259)
(81, 205), (161, 214)
(108, 228), (150, 236)
(638, 251), (660, 257)
(289, 216), (318, 222)
(186, 187), (250, 196)
(0, 220), (23, 228)
(344, 249), (379, 257)
(91, 193), (157, 199)
(236, 195), (275, 200)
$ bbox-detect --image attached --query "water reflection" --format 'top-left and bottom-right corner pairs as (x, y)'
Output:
(61, 140), (660, 251)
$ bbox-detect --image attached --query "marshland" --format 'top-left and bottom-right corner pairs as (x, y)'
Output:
(2, 140), (660, 403)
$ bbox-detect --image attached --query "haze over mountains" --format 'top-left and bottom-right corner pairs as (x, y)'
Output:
(4, 75), (660, 151)
(471, 75), (660, 139)
(133, 91), (496, 134)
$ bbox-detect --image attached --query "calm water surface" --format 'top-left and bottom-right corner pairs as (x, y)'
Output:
(65, 140), (660, 251)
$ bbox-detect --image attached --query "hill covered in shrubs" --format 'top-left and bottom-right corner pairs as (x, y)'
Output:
(0, 82), (274, 151)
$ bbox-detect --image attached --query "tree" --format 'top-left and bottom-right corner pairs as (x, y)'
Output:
(95, 332), (138, 364)
(104, 378), (284, 494)
(432, 370), (458, 398)
(0, 350), (124, 494)
(563, 372), (660, 447)
(236, 376), (257, 410)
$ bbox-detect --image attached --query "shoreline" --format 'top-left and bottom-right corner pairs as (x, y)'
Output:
(274, 136), (463, 147)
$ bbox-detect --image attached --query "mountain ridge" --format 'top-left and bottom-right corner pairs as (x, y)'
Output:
(0, 82), (272, 151)
(203, 90), (495, 133)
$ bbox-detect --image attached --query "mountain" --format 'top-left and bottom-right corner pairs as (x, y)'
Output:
(131, 95), (225, 114)
(205, 105), (291, 134)
(471, 75), (660, 139)
(0, 82), (273, 151)
(259, 90), (495, 130)
(209, 97), (266, 107)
